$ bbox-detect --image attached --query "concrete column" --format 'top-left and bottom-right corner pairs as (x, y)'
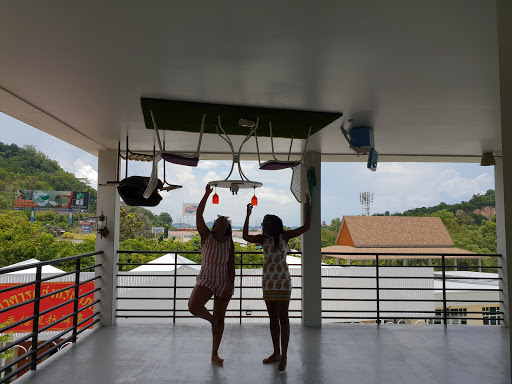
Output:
(478, 258), (482, 273)
(497, 1), (512, 381)
(347, 259), (351, 266)
(403, 259), (408, 266)
(335, 258), (340, 266)
(95, 150), (120, 327)
(454, 258), (457, 271)
(496, 159), (510, 326)
(428, 259), (432, 267)
(301, 152), (322, 328)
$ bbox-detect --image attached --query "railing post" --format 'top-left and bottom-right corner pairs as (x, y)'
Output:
(376, 254), (380, 324)
(30, 266), (42, 370)
(239, 253), (243, 324)
(173, 252), (178, 324)
(72, 258), (80, 342)
(441, 255), (447, 325)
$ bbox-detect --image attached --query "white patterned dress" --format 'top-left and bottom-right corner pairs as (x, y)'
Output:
(262, 234), (291, 301)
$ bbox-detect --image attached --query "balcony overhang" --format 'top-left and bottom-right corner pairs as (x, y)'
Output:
(0, 1), (502, 162)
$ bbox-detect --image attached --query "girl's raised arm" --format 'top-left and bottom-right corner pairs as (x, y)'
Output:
(197, 184), (213, 240)
(243, 204), (264, 244)
(284, 194), (311, 242)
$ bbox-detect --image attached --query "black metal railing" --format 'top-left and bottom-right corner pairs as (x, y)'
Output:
(0, 252), (103, 383)
(116, 250), (503, 327)
(116, 250), (303, 322)
(320, 252), (503, 325)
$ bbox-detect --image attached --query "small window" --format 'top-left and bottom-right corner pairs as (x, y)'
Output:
(448, 308), (467, 325)
(483, 306), (501, 325)
(427, 309), (443, 324)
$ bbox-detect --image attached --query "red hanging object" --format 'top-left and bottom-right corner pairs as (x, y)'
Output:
(212, 184), (219, 204)
(251, 187), (258, 206)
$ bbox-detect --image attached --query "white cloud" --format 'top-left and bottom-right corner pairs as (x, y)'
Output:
(435, 169), (493, 199)
(201, 171), (220, 184)
(257, 187), (295, 204)
(197, 161), (218, 170)
(73, 159), (98, 189)
(174, 167), (196, 184)
(377, 163), (419, 176)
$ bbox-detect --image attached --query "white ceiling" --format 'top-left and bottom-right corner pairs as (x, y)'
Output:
(0, 1), (502, 162)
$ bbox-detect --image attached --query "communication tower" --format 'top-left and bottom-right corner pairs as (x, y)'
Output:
(360, 192), (374, 216)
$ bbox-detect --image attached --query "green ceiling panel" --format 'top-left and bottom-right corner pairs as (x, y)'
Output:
(141, 98), (342, 139)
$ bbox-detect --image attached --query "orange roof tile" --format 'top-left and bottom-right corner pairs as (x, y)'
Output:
(338, 216), (454, 247)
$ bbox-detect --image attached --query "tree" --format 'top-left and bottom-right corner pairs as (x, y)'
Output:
(329, 218), (341, 233)
(0, 322), (14, 359)
(119, 205), (151, 241)
(156, 212), (173, 226)
(431, 210), (459, 234)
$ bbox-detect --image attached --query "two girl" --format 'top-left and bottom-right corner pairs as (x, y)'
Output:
(188, 184), (311, 372)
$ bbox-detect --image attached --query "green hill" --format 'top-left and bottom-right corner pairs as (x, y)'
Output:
(0, 142), (97, 212)
(388, 189), (495, 224)
(373, 190), (497, 254)
(0, 142), (175, 237)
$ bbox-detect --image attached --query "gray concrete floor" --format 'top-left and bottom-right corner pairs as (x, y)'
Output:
(16, 324), (510, 384)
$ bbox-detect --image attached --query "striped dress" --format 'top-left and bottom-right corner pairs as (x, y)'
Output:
(196, 233), (232, 297)
(262, 234), (291, 301)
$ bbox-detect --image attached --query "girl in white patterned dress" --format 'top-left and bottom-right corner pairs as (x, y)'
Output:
(188, 184), (235, 366)
(243, 194), (311, 372)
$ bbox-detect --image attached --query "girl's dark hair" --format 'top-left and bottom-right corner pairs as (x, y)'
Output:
(211, 216), (232, 237)
(262, 214), (284, 249)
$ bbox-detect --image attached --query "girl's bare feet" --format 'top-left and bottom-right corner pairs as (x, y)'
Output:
(262, 353), (281, 364)
(277, 357), (287, 372)
(211, 354), (224, 366)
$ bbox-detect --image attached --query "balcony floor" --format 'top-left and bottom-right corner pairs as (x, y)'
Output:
(16, 323), (510, 384)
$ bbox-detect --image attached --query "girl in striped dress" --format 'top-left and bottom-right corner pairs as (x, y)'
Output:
(242, 194), (311, 372)
(188, 184), (235, 366)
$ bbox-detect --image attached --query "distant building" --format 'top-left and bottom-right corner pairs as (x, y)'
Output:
(322, 216), (500, 325)
(322, 216), (480, 268)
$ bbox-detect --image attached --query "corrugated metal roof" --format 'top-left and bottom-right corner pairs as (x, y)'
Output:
(129, 254), (201, 272)
(0, 258), (64, 274)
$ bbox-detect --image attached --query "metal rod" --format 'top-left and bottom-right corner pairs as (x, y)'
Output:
(125, 136), (128, 179)
(150, 110), (163, 152)
(300, 127), (312, 162)
(442, 255), (447, 325)
(269, 122), (278, 161)
(117, 140), (121, 181)
(173, 252), (178, 324)
(194, 114), (206, 156)
(376, 254), (380, 324)
(30, 266), (42, 371)
(72, 258), (80, 342)
(287, 135), (294, 161)
(240, 253), (243, 324)
(255, 130), (261, 165)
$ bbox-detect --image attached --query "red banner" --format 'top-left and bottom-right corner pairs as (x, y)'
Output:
(0, 282), (95, 332)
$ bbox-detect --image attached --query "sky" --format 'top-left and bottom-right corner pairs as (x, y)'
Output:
(0, 112), (495, 227)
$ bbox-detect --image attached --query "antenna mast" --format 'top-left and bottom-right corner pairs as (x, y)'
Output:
(360, 192), (374, 216)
